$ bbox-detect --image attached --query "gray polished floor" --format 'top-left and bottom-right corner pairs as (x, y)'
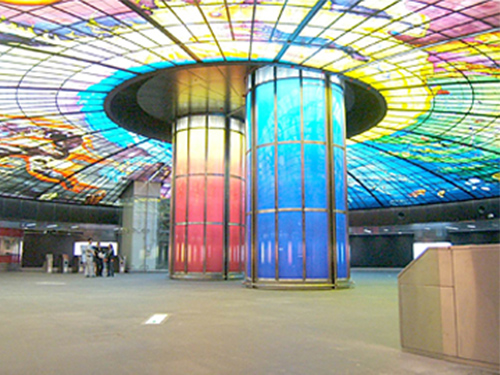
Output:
(0, 270), (496, 375)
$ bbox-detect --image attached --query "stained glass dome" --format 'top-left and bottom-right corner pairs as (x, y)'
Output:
(0, 0), (498, 209)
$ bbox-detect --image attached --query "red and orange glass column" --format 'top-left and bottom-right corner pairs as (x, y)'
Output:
(169, 115), (245, 279)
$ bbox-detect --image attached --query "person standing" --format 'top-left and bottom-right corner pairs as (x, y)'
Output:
(84, 238), (96, 278)
(106, 244), (115, 277)
(94, 243), (104, 277)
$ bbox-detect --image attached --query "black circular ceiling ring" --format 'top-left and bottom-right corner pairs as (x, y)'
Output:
(105, 62), (387, 143)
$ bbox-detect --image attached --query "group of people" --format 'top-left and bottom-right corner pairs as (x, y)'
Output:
(84, 238), (115, 278)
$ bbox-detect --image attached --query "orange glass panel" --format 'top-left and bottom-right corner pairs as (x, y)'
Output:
(174, 225), (186, 272)
(187, 224), (204, 272)
(174, 177), (187, 223)
(188, 176), (205, 223)
(229, 226), (243, 272)
(206, 176), (224, 223)
(175, 130), (188, 176)
(229, 178), (242, 224)
(205, 225), (223, 272)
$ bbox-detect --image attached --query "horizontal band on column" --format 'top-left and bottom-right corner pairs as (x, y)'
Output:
(245, 142), (346, 153)
(171, 273), (244, 281)
(246, 140), (328, 150)
(247, 208), (348, 214)
(248, 72), (330, 90)
(243, 279), (337, 290)
(175, 127), (245, 135)
(247, 208), (330, 214)
(257, 278), (330, 282)
(174, 221), (245, 226)
(174, 173), (225, 178)
(174, 174), (245, 180)
(332, 144), (347, 151)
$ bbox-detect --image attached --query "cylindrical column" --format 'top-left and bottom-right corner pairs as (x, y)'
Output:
(245, 66), (351, 289)
(170, 115), (245, 279)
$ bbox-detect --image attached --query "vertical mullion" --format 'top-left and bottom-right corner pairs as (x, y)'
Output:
(300, 71), (307, 282)
(250, 76), (258, 284)
(240, 133), (245, 274)
(184, 121), (191, 274)
(340, 80), (350, 280)
(203, 116), (209, 274)
(168, 130), (177, 276)
(223, 117), (231, 278)
(325, 75), (336, 285)
(274, 66), (279, 282)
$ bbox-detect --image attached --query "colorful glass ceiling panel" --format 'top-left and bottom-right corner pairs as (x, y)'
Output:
(0, 0), (498, 208)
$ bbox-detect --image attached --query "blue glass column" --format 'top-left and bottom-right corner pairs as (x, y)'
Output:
(245, 66), (351, 289)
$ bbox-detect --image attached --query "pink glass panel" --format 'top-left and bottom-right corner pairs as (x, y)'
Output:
(175, 130), (188, 176)
(188, 176), (205, 223)
(207, 129), (225, 174)
(229, 178), (242, 224)
(187, 224), (204, 272)
(205, 225), (223, 272)
(174, 177), (187, 223)
(174, 225), (186, 272)
(189, 129), (206, 174)
(230, 132), (243, 177)
(206, 176), (224, 223)
(229, 226), (242, 272)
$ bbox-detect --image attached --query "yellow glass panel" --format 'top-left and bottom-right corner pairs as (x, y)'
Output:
(230, 132), (243, 177)
(189, 128), (207, 174)
(207, 129), (225, 174)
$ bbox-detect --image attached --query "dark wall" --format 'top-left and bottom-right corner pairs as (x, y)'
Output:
(349, 198), (499, 226)
(449, 231), (500, 245)
(350, 234), (414, 267)
(22, 233), (82, 267)
(0, 197), (121, 224)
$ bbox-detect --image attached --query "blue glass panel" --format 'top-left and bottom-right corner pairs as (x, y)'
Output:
(305, 212), (329, 279)
(257, 146), (275, 210)
(246, 152), (252, 213)
(278, 212), (303, 279)
(256, 82), (275, 145)
(277, 78), (301, 142)
(246, 91), (252, 151)
(257, 213), (276, 279)
(278, 144), (302, 209)
(304, 144), (327, 209)
(334, 147), (346, 211)
(332, 85), (345, 146)
(303, 78), (326, 142)
(246, 214), (252, 278)
(336, 213), (348, 279)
